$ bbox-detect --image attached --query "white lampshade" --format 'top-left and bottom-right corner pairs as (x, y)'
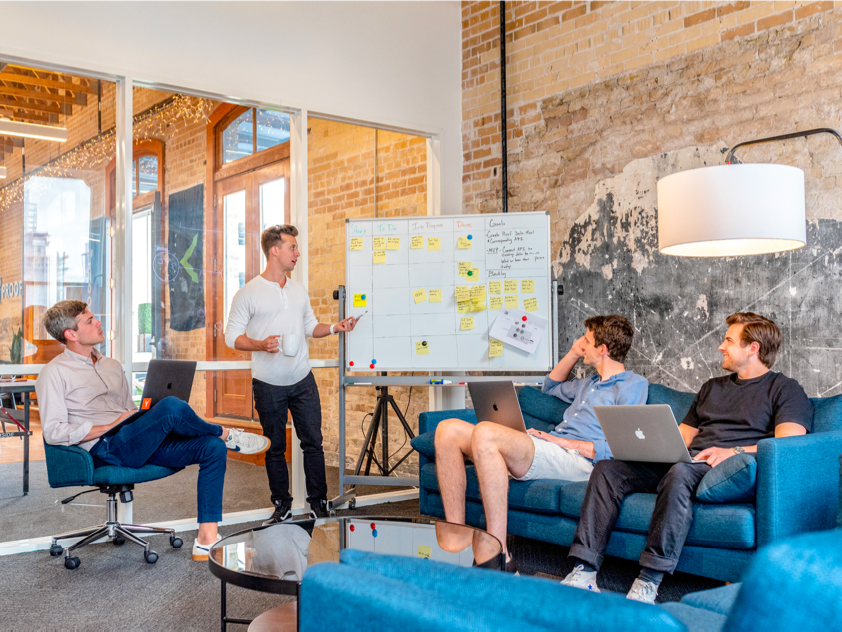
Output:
(657, 164), (806, 257)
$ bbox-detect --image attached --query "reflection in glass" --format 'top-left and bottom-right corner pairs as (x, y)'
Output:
(222, 109), (254, 164)
(224, 190), (247, 327)
(259, 178), (285, 268)
(256, 109), (290, 153)
(137, 156), (158, 195)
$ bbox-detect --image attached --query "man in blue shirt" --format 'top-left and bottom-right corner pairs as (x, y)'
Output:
(435, 315), (648, 570)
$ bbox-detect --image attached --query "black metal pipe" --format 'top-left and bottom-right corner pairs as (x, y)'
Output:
(726, 127), (842, 164)
(500, 1), (508, 212)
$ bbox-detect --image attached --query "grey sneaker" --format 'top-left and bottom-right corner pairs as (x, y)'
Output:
(561, 564), (600, 592)
(627, 578), (658, 604)
(225, 428), (270, 455)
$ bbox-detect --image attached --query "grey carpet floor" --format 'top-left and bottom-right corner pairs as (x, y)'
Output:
(0, 461), (409, 543)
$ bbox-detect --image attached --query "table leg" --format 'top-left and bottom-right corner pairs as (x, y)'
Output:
(23, 392), (29, 496)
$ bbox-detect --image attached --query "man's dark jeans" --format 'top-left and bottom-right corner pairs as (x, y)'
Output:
(253, 372), (327, 507)
(569, 459), (711, 574)
(89, 396), (227, 523)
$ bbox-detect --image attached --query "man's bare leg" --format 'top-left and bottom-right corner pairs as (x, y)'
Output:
(434, 418), (477, 525)
(471, 422), (535, 555)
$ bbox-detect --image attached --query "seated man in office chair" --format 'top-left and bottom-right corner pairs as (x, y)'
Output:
(435, 314), (649, 572)
(36, 300), (270, 561)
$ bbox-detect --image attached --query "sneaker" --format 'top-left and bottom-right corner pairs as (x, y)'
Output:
(192, 534), (221, 561)
(309, 499), (330, 519)
(263, 500), (293, 526)
(626, 578), (658, 604)
(561, 564), (600, 592)
(225, 428), (270, 455)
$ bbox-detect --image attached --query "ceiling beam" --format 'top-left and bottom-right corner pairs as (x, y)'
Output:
(0, 108), (58, 124)
(0, 70), (96, 95)
(0, 83), (87, 106)
(0, 95), (72, 116)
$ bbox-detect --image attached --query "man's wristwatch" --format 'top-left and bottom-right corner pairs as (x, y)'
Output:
(732, 446), (746, 455)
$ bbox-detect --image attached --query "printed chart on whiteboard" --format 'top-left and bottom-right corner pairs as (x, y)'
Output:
(344, 212), (552, 371)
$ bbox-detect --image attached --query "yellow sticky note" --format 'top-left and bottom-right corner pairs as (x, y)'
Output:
(458, 236), (471, 249)
(353, 294), (367, 307)
(427, 237), (440, 251)
(373, 237), (387, 250)
(457, 300), (471, 314)
(413, 288), (427, 304)
(458, 262), (471, 278)
(489, 339), (503, 358)
(415, 341), (430, 355)
(470, 285), (485, 300)
(504, 280), (518, 294)
(411, 235), (424, 249)
(417, 545), (432, 559)
(490, 296), (503, 310)
(505, 295), (519, 309)
(429, 289), (442, 303)
(455, 286), (470, 301)
(387, 237), (401, 250)
(373, 250), (386, 264)
(460, 316), (475, 331)
(524, 297), (539, 312)
(350, 238), (363, 251)
(489, 281), (502, 295)
(521, 279), (535, 293)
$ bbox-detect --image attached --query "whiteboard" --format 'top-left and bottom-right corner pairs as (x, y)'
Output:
(345, 212), (552, 371)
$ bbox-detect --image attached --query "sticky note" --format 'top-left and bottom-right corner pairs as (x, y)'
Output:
(524, 297), (539, 312)
(354, 294), (367, 307)
(350, 238), (363, 251)
(458, 262), (471, 278)
(490, 296), (503, 310)
(427, 237), (440, 250)
(429, 289), (442, 303)
(504, 280), (518, 294)
(505, 295), (519, 309)
(417, 545), (431, 559)
(470, 285), (485, 300)
(415, 341), (429, 355)
(387, 237), (401, 250)
(373, 236), (387, 250)
(460, 316), (474, 331)
(489, 281), (502, 295)
(457, 236), (471, 249)
(373, 250), (386, 264)
(411, 235), (424, 249)
(521, 279), (535, 293)
(489, 339), (503, 358)
(455, 286), (470, 301)
(457, 300), (471, 314)
(413, 288), (428, 304)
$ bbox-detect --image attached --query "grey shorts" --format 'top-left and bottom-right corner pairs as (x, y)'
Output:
(514, 435), (594, 482)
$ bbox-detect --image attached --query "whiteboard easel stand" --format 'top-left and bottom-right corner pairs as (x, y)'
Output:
(329, 282), (560, 513)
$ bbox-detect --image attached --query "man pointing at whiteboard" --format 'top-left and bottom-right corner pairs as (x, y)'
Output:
(225, 224), (356, 524)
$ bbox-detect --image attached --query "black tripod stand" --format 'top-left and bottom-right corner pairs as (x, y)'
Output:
(353, 378), (416, 478)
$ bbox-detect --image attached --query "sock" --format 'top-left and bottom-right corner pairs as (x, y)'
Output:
(571, 558), (597, 573)
(638, 567), (664, 586)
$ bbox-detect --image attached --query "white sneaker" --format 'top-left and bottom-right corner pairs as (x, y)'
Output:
(192, 534), (221, 561)
(561, 564), (600, 592)
(225, 428), (270, 455)
(627, 578), (658, 604)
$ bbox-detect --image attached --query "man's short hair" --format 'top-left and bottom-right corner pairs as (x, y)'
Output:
(725, 312), (782, 369)
(43, 300), (88, 345)
(583, 314), (634, 363)
(261, 224), (299, 259)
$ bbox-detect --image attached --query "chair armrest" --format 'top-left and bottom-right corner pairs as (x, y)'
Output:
(756, 430), (842, 546)
(418, 408), (477, 435)
(43, 442), (95, 488)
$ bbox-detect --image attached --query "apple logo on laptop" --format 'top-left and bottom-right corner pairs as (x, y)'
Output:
(493, 404), (499, 411)
(635, 428), (645, 439)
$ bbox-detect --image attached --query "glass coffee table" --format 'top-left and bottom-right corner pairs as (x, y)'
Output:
(208, 515), (504, 630)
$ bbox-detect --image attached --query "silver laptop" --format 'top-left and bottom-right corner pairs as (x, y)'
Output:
(593, 404), (705, 464)
(467, 381), (527, 433)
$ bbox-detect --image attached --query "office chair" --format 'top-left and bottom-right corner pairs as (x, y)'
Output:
(44, 440), (185, 569)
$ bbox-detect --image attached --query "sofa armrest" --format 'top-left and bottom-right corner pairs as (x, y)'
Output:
(756, 430), (842, 546)
(418, 408), (477, 435)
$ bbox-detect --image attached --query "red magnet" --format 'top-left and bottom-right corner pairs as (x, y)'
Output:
(522, 316), (527, 321)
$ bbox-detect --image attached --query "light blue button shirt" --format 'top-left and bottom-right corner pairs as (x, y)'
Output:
(542, 371), (649, 463)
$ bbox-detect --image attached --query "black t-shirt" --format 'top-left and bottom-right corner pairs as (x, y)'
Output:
(682, 371), (813, 454)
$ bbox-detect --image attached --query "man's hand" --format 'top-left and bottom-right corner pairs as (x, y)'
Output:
(333, 317), (357, 333)
(695, 446), (736, 468)
(262, 335), (281, 353)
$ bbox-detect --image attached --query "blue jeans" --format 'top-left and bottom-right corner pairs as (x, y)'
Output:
(90, 396), (227, 523)
(253, 372), (327, 506)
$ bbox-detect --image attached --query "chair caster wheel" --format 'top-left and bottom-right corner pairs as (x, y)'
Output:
(50, 544), (63, 557)
(113, 536), (126, 546)
(170, 536), (183, 549)
(145, 550), (158, 564)
(64, 556), (81, 570)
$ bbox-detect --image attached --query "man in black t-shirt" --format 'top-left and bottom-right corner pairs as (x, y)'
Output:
(560, 312), (813, 603)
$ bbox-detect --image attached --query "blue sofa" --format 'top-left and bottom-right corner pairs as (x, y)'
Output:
(410, 384), (842, 582)
(298, 526), (842, 631)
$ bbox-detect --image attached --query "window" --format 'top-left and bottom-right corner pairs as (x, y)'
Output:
(221, 107), (290, 165)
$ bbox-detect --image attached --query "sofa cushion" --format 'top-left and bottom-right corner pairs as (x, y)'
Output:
(695, 454), (757, 503)
(811, 393), (842, 434)
(518, 385), (569, 431)
(410, 431), (436, 460)
(646, 384), (696, 423)
(558, 483), (756, 549)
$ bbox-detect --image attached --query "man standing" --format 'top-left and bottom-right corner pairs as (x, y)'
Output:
(562, 312), (813, 603)
(434, 314), (648, 570)
(225, 224), (356, 523)
(36, 300), (269, 561)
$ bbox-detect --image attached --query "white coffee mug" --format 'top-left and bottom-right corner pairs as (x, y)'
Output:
(282, 334), (301, 356)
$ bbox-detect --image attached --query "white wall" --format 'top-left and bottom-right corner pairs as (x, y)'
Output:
(0, 0), (462, 215)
